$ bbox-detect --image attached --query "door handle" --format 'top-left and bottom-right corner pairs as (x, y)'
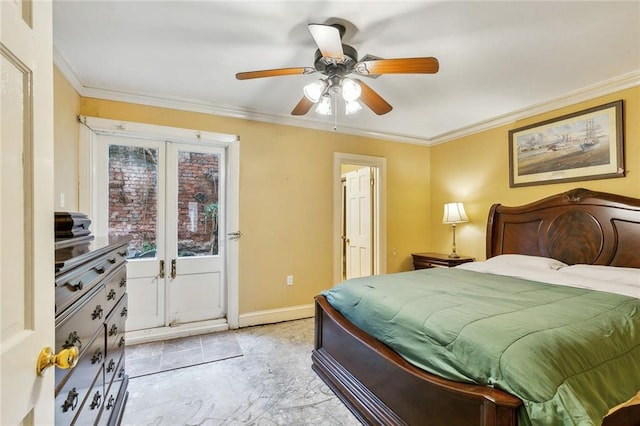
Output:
(36, 346), (79, 376)
(171, 259), (176, 279)
(159, 260), (165, 278)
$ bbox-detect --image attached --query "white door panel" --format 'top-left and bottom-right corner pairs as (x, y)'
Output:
(125, 276), (164, 329)
(95, 136), (166, 331)
(1, 1), (54, 424)
(166, 144), (226, 325)
(169, 272), (223, 324)
(345, 167), (372, 279)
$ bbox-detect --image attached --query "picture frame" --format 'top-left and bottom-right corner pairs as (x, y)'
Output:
(509, 100), (624, 188)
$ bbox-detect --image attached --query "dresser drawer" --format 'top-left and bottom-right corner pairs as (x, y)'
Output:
(99, 354), (127, 426)
(56, 285), (106, 355)
(105, 293), (128, 353)
(56, 246), (127, 315)
(55, 326), (104, 392)
(104, 264), (127, 316)
(73, 366), (105, 426)
(104, 340), (124, 387)
(54, 333), (103, 425)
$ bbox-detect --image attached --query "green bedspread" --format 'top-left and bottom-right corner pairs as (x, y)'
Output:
(322, 268), (640, 425)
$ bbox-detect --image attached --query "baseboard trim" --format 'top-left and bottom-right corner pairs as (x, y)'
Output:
(126, 318), (229, 345)
(238, 304), (314, 328)
(125, 305), (315, 344)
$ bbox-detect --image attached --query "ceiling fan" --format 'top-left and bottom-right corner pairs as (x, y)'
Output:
(235, 23), (439, 116)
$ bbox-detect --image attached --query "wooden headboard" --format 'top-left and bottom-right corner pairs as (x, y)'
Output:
(486, 188), (640, 268)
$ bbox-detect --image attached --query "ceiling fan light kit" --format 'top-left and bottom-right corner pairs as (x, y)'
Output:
(235, 21), (439, 118)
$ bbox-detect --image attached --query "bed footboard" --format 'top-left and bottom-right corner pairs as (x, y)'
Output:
(312, 295), (522, 426)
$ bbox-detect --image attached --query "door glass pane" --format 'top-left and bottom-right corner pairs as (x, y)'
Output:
(108, 145), (158, 259)
(177, 151), (219, 257)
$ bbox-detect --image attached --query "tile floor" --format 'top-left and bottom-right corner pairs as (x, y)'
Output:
(121, 318), (361, 425)
(126, 331), (243, 378)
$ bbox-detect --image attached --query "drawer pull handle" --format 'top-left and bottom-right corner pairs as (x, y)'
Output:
(65, 280), (83, 292)
(120, 306), (128, 317)
(119, 277), (126, 287)
(109, 324), (118, 336)
(91, 348), (103, 364)
(118, 366), (125, 378)
(107, 257), (116, 264)
(118, 250), (128, 257)
(106, 395), (115, 410)
(118, 336), (125, 348)
(89, 390), (102, 410)
(64, 331), (81, 348)
(107, 289), (117, 301)
(61, 387), (79, 412)
(94, 266), (105, 274)
(106, 359), (116, 373)
(91, 305), (103, 320)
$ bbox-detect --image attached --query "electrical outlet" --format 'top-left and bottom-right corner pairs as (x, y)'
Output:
(286, 275), (294, 286)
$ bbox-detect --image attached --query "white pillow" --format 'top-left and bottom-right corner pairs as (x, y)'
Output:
(560, 264), (640, 287)
(483, 254), (568, 270)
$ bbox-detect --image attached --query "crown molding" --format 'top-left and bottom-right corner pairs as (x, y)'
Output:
(428, 70), (640, 146)
(54, 49), (639, 147)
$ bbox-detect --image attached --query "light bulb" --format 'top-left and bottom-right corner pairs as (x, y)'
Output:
(341, 78), (361, 102)
(303, 80), (327, 103)
(315, 95), (333, 115)
(345, 100), (362, 115)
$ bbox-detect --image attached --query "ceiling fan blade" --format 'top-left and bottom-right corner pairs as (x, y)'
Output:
(291, 96), (314, 116)
(356, 80), (393, 115)
(354, 57), (439, 75)
(236, 67), (315, 80)
(308, 24), (344, 62)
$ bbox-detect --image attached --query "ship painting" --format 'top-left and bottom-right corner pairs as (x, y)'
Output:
(579, 118), (603, 152)
(510, 100), (622, 187)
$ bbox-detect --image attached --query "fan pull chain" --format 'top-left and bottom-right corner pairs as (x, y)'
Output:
(333, 95), (338, 131)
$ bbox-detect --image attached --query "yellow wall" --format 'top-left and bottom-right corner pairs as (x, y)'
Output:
(54, 65), (639, 316)
(53, 66), (81, 211)
(430, 86), (640, 260)
(60, 97), (431, 314)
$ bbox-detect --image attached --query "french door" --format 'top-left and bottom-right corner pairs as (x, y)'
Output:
(95, 135), (227, 331)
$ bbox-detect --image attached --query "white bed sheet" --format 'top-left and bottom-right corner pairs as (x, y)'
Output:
(457, 259), (640, 299)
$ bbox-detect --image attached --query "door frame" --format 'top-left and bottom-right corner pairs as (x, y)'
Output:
(333, 152), (386, 285)
(78, 116), (240, 332)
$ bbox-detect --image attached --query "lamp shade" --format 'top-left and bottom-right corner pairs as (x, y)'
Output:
(443, 202), (469, 224)
(303, 80), (327, 103)
(341, 78), (362, 102)
(315, 95), (332, 115)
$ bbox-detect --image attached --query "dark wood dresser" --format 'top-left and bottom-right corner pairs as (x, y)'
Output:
(55, 235), (130, 425)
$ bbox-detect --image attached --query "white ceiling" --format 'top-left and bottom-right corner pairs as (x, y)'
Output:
(52, 1), (640, 145)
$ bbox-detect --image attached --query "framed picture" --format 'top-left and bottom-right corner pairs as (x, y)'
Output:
(509, 100), (624, 187)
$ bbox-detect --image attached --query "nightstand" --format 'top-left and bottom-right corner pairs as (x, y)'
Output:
(411, 252), (474, 269)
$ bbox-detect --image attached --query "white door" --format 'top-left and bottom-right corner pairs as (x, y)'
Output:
(95, 135), (227, 331)
(95, 136), (167, 330)
(1, 1), (55, 424)
(166, 143), (226, 325)
(345, 167), (373, 279)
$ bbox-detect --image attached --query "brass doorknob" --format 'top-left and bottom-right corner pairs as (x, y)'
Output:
(36, 346), (79, 376)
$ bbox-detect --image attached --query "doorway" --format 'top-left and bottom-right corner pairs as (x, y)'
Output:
(80, 117), (239, 339)
(333, 153), (387, 284)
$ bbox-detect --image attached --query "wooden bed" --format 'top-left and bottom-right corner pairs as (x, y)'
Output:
(312, 188), (640, 426)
